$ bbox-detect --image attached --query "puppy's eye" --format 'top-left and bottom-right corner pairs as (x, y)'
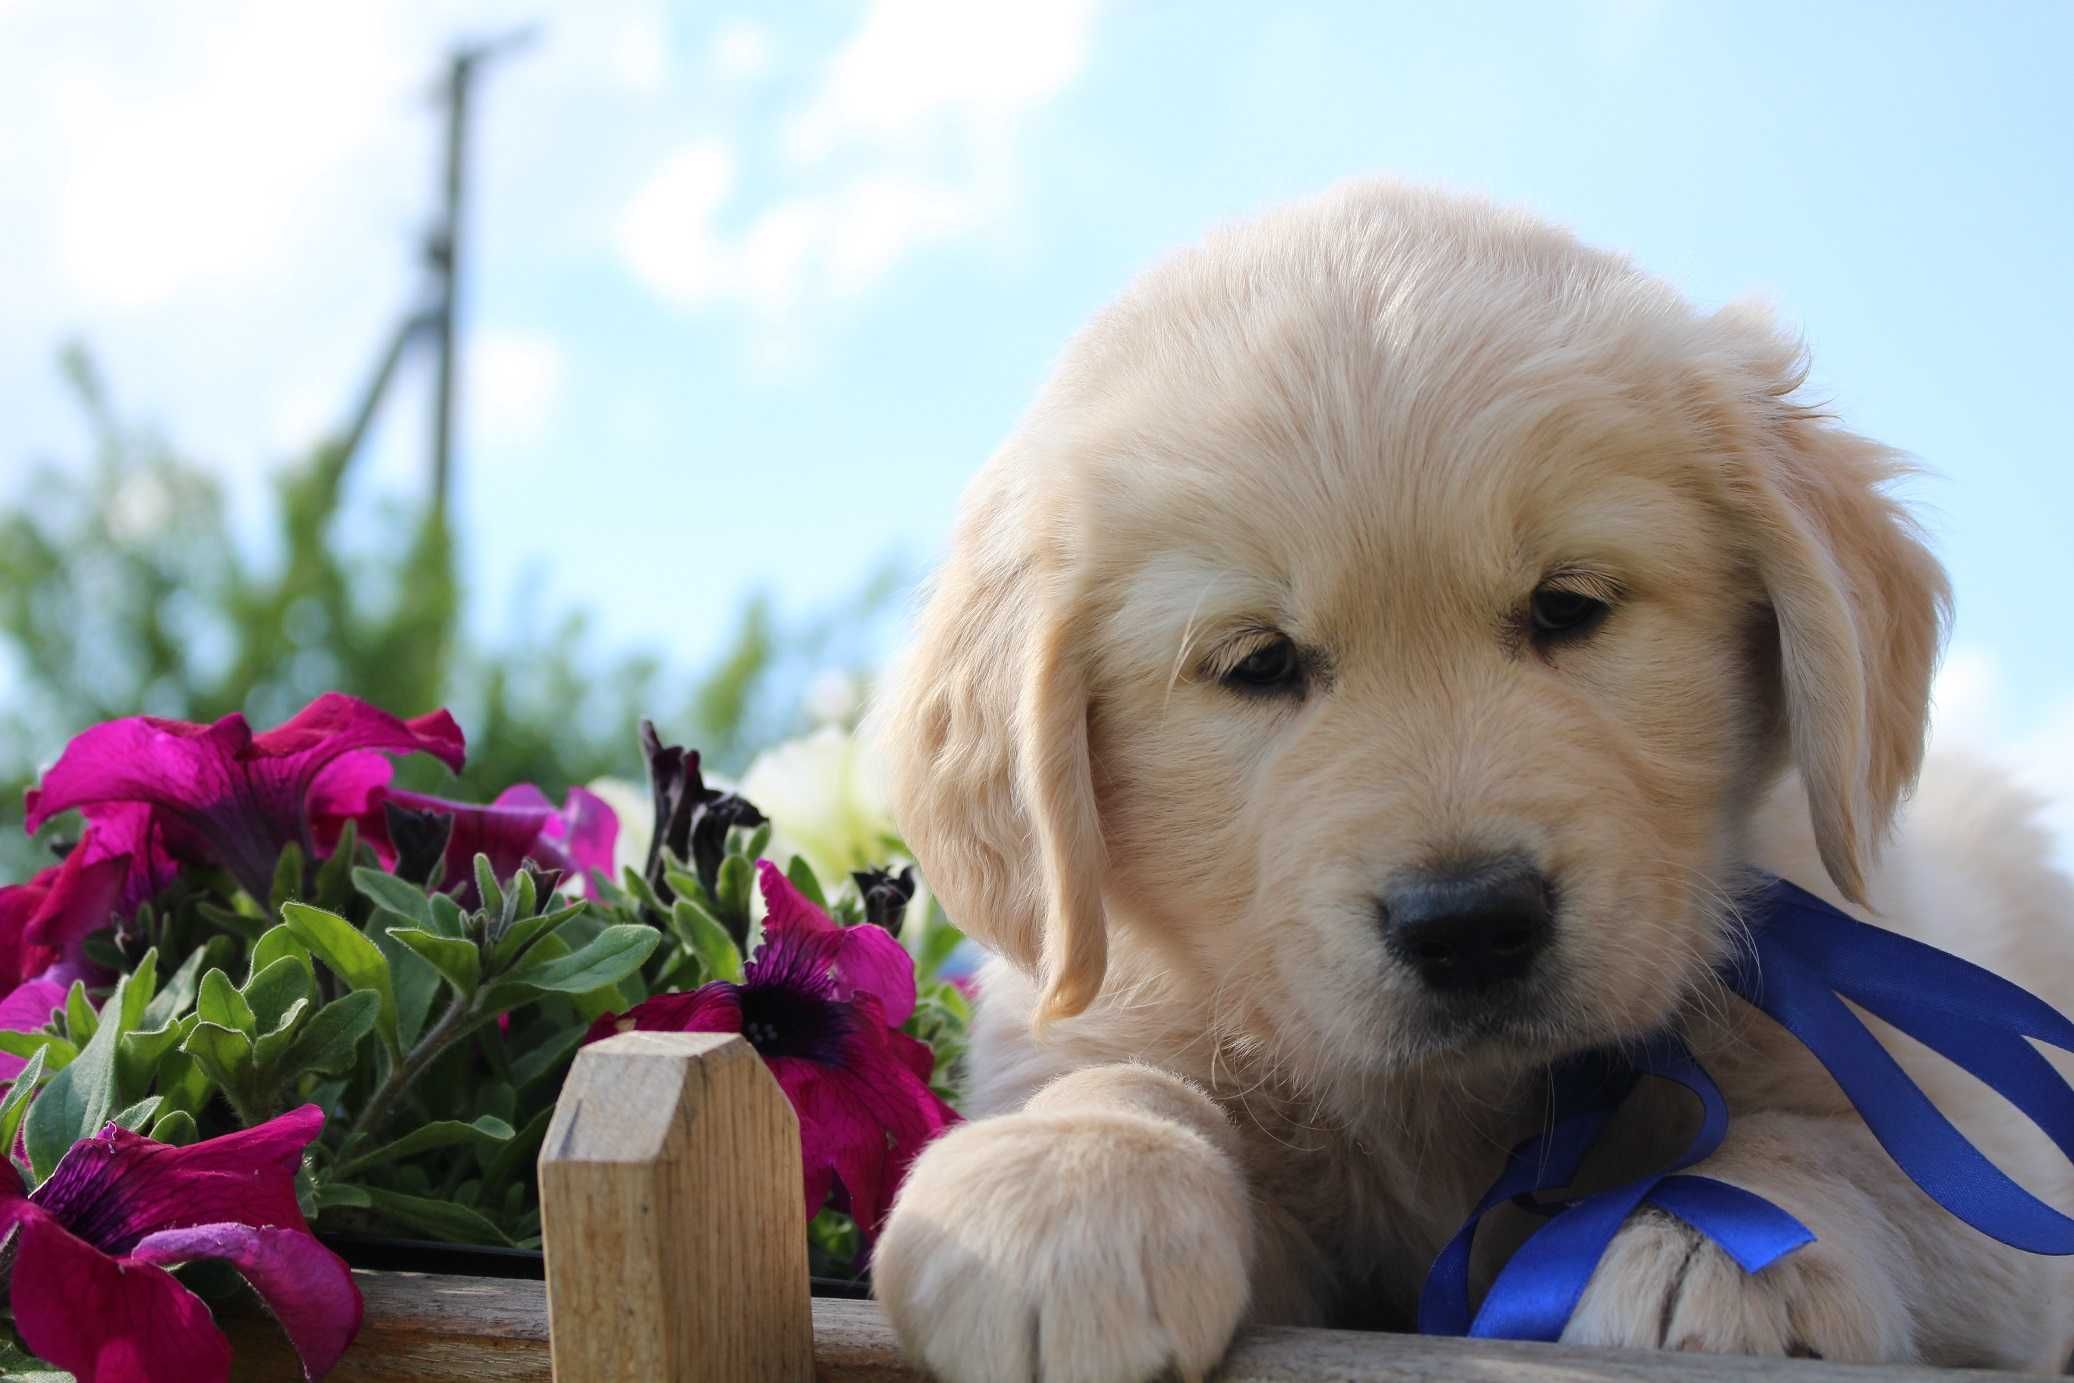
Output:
(1529, 585), (1611, 641)
(1222, 636), (1304, 694)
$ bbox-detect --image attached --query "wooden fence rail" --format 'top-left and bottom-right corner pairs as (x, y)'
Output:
(224, 1032), (2059, 1381)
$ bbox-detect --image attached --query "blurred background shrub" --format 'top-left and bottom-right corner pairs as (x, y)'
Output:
(0, 342), (907, 880)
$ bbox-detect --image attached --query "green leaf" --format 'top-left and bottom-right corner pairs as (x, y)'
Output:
(0, 1030), (76, 1067)
(26, 970), (136, 1182)
(149, 1109), (199, 1146)
(313, 816), (361, 909)
(786, 854), (827, 908)
(111, 1095), (164, 1131)
(662, 866), (703, 905)
(197, 968), (257, 1038)
(715, 854), (753, 929)
(280, 990), (381, 1078)
(249, 923), (315, 985)
(384, 926), (481, 999)
(481, 1105), (555, 1197)
(120, 949), (160, 1032)
(476, 1080), (517, 1128)
(618, 865), (667, 916)
(142, 945), (210, 1030)
(314, 1180), (372, 1210)
(510, 868), (538, 925)
(282, 901), (398, 1054)
(429, 891), (468, 940)
(374, 926), (441, 1049)
(335, 1115), (515, 1177)
(179, 1021), (254, 1095)
(362, 1187), (514, 1246)
(269, 841), (307, 918)
(495, 925), (660, 998)
(252, 996), (312, 1070)
(117, 1013), (196, 1098)
(352, 867), (435, 928)
(243, 955), (313, 1036)
(671, 896), (744, 984)
(199, 900), (266, 942)
(63, 980), (97, 1044)
(742, 821), (772, 861)
(77, 920), (124, 974)
(490, 900), (585, 971)
(648, 946), (697, 994)
(918, 906), (968, 980)
(473, 854), (504, 920)
(509, 1025), (584, 1090)
(153, 1049), (213, 1116)
(0, 1046), (50, 1161)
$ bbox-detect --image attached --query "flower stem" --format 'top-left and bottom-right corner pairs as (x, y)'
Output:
(335, 995), (478, 1162)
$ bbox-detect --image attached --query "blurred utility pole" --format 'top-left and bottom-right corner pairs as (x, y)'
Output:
(427, 29), (534, 523)
(336, 29), (534, 518)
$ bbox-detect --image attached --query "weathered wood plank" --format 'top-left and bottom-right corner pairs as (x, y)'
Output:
(539, 1030), (815, 1382)
(228, 1274), (2061, 1381)
(806, 1298), (2060, 1382)
(226, 1271), (549, 1382)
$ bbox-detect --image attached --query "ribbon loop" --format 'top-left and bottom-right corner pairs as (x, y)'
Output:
(1418, 875), (2074, 1340)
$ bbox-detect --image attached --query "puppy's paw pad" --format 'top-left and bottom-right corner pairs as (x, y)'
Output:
(1561, 1210), (1909, 1362)
(872, 1110), (1252, 1383)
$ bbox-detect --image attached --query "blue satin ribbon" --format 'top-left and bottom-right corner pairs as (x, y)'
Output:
(1417, 876), (2074, 1340)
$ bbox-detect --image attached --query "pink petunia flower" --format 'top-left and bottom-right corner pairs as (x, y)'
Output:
(584, 860), (955, 1239)
(0, 803), (172, 989)
(0, 974), (68, 1082)
(319, 780), (620, 901)
(23, 693), (465, 902)
(0, 1104), (363, 1383)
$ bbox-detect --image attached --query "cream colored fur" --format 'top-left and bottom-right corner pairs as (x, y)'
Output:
(865, 180), (2074, 1379)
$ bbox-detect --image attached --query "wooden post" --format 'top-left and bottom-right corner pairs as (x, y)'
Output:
(539, 1031), (813, 1382)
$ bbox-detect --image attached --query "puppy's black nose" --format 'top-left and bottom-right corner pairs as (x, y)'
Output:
(1381, 857), (1554, 993)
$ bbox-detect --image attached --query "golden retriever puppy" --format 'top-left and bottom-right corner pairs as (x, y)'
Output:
(866, 180), (2074, 1379)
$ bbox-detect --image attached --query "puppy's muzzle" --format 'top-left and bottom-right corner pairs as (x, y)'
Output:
(1381, 855), (1555, 994)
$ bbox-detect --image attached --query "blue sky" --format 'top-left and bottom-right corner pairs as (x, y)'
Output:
(3, 0), (2071, 839)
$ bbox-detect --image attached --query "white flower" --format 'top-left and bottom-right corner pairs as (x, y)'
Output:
(582, 775), (653, 883)
(803, 668), (866, 727)
(738, 724), (899, 890)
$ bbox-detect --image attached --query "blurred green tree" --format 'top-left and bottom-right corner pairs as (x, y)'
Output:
(0, 347), (908, 879)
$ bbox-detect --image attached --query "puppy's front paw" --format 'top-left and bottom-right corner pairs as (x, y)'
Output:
(1561, 1209), (1911, 1362)
(872, 1080), (1253, 1383)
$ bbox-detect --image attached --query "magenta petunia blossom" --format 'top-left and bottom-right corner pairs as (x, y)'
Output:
(584, 860), (953, 1239)
(324, 781), (620, 901)
(0, 975), (67, 1082)
(23, 693), (466, 902)
(0, 1104), (363, 1383)
(0, 804), (172, 988)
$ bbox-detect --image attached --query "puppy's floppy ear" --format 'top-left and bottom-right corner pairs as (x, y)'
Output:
(875, 466), (1110, 1023)
(1718, 316), (1952, 901)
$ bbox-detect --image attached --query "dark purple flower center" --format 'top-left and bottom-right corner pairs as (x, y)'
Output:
(31, 1149), (142, 1253)
(736, 979), (852, 1065)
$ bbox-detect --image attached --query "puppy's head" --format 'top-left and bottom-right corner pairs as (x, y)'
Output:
(877, 182), (1949, 1090)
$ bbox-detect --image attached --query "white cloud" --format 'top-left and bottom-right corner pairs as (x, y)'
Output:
(467, 327), (566, 448)
(710, 20), (772, 82)
(617, 139), (740, 307)
(35, 8), (409, 314)
(607, 11), (668, 93)
(783, 0), (1097, 165)
(0, 0), (670, 502)
(617, 0), (1102, 335)
(1930, 646), (2074, 869)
